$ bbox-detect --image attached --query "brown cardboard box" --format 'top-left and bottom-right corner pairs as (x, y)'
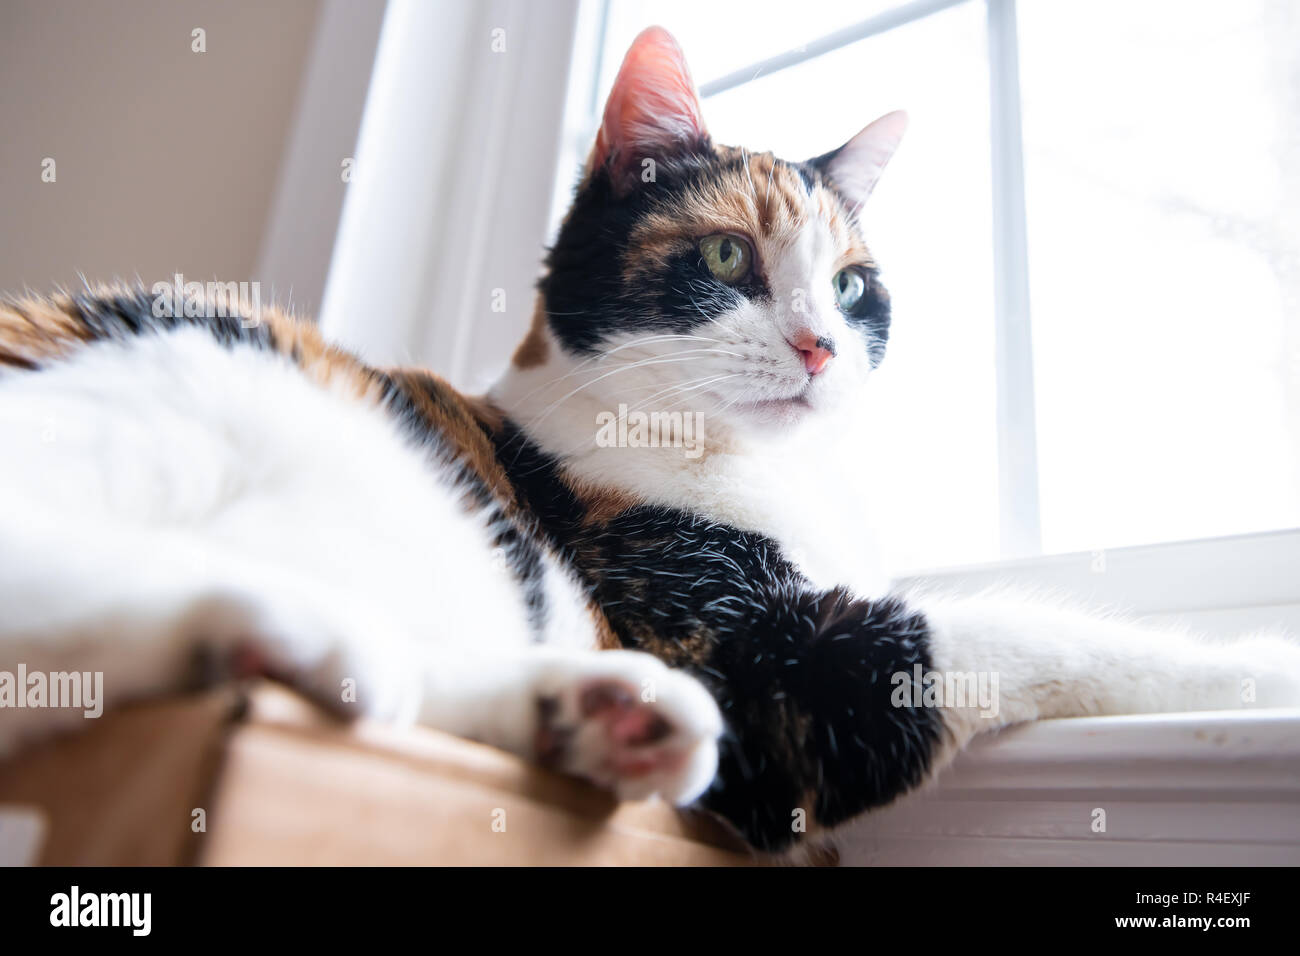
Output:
(0, 682), (755, 866)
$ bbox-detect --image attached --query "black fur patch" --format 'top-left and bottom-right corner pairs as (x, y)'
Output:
(843, 270), (892, 368)
(39, 288), (560, 643)
(65, 286), (277, 352)
(542, 150), (893, 372)
(490, 421), (942, 851)
(540, 156), (778, 355)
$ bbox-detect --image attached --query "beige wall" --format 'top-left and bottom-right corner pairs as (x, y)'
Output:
(0, 0), (321, 296)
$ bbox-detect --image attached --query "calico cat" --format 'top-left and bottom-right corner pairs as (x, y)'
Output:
(1, 27), (1297, 853)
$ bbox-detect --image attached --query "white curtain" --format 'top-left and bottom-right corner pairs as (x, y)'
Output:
(319, 0), (581, 387)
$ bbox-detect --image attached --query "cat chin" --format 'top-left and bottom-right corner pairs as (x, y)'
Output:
(725, 393), (819, 432)
(721, 371), (858, 431)
(721, 379), (865, 438)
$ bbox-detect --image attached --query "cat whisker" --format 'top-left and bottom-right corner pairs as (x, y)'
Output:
(531, 373), (744, 468)
(672, 286), (720, 323)
(650, 376), (744, 418)
(498, 355), (735, 458)
(504, 337), (736, 413)
(587, 369), (740, 411)
(740, 147), (758, 205)
(621, 373), (741, 416)
(510, 353), (736, 438)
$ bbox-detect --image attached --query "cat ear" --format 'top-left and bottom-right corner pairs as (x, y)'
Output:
(808, 111), (909, 209)
(590, 26), (709, 194)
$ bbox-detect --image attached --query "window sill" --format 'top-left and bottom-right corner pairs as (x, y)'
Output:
(838, 708), (1300, 865)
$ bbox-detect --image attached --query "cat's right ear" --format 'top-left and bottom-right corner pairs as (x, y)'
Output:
(588, 26), (710, 195)
(807, 111), (909, 211)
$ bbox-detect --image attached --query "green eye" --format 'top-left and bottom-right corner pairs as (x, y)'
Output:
(833, 268), (866, 312)
(699, 234), (752, 284)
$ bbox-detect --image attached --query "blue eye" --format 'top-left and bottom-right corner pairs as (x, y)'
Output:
(833, 268), (865, 312)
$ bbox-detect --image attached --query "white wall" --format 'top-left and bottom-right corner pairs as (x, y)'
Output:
(320, 0), (581, 387)
(0, 0), (379, 318)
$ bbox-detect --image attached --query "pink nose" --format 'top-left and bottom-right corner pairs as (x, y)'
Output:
(790, 330), (835, 375)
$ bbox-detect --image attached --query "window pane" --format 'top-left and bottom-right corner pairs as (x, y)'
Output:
(702, 1), (998, 571)
(597, 1), (923, 93)
(1020, 0), (1300, 552)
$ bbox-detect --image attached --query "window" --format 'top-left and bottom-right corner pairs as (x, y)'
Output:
(1018, 0), (1300, 555)
(560, 0), (1300, 577)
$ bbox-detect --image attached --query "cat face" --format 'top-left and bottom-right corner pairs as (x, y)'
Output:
(526, 27), (906, 438)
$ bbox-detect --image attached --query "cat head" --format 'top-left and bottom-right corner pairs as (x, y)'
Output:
(508, 27), (906, 442)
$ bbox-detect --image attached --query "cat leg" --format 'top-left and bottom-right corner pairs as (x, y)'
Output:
(410, 644), (723, 804)
(688, 586), (1300, 850)
(915, 590), (1300, 753)
(0, 506), (721, 803)
(0, 507), (428, 756)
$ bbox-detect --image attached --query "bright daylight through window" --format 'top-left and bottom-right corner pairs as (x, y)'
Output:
(573, 0), (1300, 572)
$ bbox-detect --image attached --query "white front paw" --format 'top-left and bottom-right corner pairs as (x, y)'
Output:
(533, 650), (722, 804)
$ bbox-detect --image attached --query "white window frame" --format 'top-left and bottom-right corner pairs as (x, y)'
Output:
(564, 0), (1300, 628)
(575, 0), (1045, 559)
(299, 0), (1299, 862)
(837, 706), (1300, 865)
(315, 0), (1300, 630)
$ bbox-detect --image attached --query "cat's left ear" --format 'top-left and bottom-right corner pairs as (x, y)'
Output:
(589, 26), (710, 195)
(808, 111), (909, 209)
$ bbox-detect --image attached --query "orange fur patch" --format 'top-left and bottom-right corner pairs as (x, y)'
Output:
(1, 283), (615, 652)
(510, 297), (551, 370)
(261, 309), (390, 404)
(571, 480), (639, 526)
(624, 148), (838, 286)
(0, 293), (95, 368)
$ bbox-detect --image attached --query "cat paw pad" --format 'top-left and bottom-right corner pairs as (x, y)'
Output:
(535, 652), (721, 804)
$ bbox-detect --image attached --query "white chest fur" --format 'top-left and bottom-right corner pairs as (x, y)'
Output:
(492, 362), (890, 597)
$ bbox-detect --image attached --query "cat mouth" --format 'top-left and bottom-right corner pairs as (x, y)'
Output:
(731, 386), (815, 423)
(744, 394), (812, 411)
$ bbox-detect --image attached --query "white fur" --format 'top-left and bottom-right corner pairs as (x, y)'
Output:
(491, 178), (1300, 746)
(916, 590), (1300, 763)
(490, 186), (890, 595)
(0, 328), (721, 804)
